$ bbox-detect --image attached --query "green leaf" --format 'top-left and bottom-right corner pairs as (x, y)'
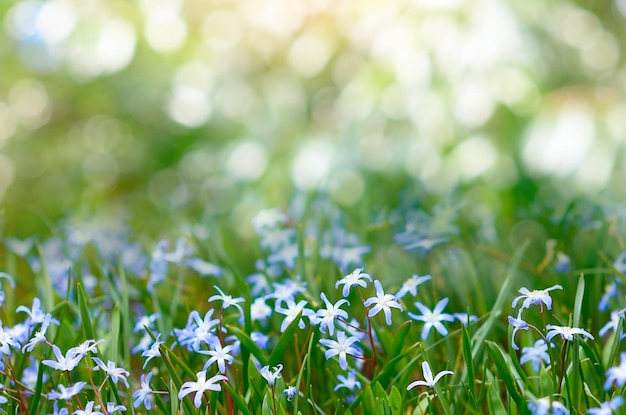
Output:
(461, 324), (477, 408)
(605, 317), (623, 368)
(485, 341), (524, 408)
(269, 310), (303, 366)
(262, 392), (273, 415)
(227, 324), (268, 367)
(471, 240), (529, 364)
(389, 386), (402, 415)
(223, 382), (252, 415)
(27, 359), (46, 414)
(485, 376), (507, 415)
(76, 282), (96, 340)
(107, 304), (121, 363)
(160, 345), (196, 415)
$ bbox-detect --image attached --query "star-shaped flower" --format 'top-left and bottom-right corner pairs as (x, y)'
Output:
(363, 280), (402, 325)
(319, 331), (362, 371)
(545, 325), (594, 342)
(512, 285), (562, 316)
(336, 268), (372, 298)
(178, 371), (227, 408)
(407, 361), (453, 390)
(408, 298), (454, 340)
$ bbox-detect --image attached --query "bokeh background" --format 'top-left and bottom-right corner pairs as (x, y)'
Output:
(1, 0), (626, 239)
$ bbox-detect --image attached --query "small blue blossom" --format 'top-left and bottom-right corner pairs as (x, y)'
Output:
(316, 293), (349, 336)
(178, 371), (227, 408)
(604, 352), (626, 390)
(42, 345), (83, 372)
(408, 298), (454, 340)
(553, 251), (571, 273)
(73, 400), (104, 415)
(283, 386), (297, 401)
(363, 280), (402, 325)
(545, 325), (594, 342)
(512, 285), (562, 316)
(209, 285), (245, 321)
(92, 358), (130, 387)
(520, 340), (550, 372)
(528, 397), (569, 415)
(599, 309), (626, 339)
(251, 332), (270, 349)
(250, 298), (273, 322)
(319, 331), (361, 371)
(508, 316), (529, 351)
(132, 372), (154, 410)
(48, 382), (87, 400)
(334, 370), (362, 391)
(587, 396), (623, 414)
(260, 364), (283, 386)
(141, 334), (164, 369)
(396, 274), (431, 299)
(198, 340), (235, 374)
(599, 278), (621, 312)
(453, 313), (478, 325)
(336, 268), (372, 298)
(275, 299), (315, 331)
(133, 313), (160, 334)
(186, 258), (222, 277)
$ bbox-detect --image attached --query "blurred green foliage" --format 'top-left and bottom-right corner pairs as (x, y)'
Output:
(0, 0), (625, 239)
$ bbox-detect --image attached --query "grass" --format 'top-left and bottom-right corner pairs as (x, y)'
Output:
(1, 193), (626, 415)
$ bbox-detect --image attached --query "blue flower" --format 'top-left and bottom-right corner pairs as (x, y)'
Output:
(520, 340), (550, 372)
(508, 316), (529, 351)
(408, 298), (454, 340)
(599, 309), (626, 339)
(260, 364), (283, 386)
(396, 274), (431, 299)
(545, 325), (594, 342)
(283, 386), (297, 401)
(604, 352), (626, 390)
(275, 299), (314, 331)
(319, 331), (361, 371)
(141, 334), (164, 369)
(363, 280), (402, 325)
(587, 396), (623, 414)
(599, 278), (620, 312)
(528, 398), (569, 415)
(512, 285), (562, 316)
(92, 357), (130, 387)
(209, 286), (245, 322)
(42, 344), (83, 372)
(198, 340), (235, 374)
(178, 371), (227, 408)
(133, 372), (154, 410)
(48, 382), (87, 400)
(335, 268), (372, 298)
(334, 370), (362, 391)
(316, 293), (349, 336)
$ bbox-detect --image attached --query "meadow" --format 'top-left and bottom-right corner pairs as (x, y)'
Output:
(1, 0), (626, 413)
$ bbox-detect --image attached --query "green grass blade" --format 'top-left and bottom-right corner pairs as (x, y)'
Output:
(227, 324), (268, 367)
(471, 240), (529, 363)
(222, 382), (252, 415)
(269, 310), (303, 366)
(485, 341), (524, 408)
(160, 345), (196, 415)
(76, 282), (96, 340)
(461, 324), (476, 408)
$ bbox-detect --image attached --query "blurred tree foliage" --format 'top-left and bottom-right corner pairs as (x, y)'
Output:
(0, 0), (625, 239)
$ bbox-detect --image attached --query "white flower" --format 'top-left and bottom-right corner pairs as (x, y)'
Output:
(260, 364), (283, 386)
(407, 361), (453, 390)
